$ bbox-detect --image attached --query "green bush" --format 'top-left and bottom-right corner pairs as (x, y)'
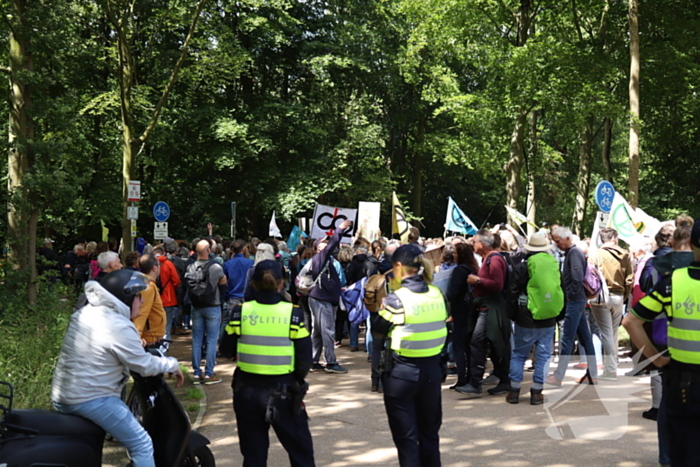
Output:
(0, 270), (76, 410)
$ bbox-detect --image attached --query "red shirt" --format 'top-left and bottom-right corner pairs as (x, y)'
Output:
(473, 251), (506, 297)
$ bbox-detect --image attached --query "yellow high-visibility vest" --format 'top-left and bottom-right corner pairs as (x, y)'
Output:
(385, 285), (447, 358)
(669, 268), (700, 365)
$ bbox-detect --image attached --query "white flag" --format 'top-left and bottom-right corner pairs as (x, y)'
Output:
(269, 211), (282, 238)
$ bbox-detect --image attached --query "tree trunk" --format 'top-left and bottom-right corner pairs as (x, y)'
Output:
(525, 110), (538, 237)
(573, 117), (594, 236)
(411, 111), (426, 224)
(628, 0), (640, 208)
(114, 17), (136, 256)
(601, 117), (613, 183)
(505, 110), (527, 226)
(505, 0), (532, 227)
(7, 0), (35, 302)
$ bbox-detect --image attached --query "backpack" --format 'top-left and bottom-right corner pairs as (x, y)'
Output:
(184, 260), (217, 308)
(485, 251), (515, 299)
(295, 259), (330, 295)
(526, 253), (564, 320)
(342, 277), (369, 325)
(363, 270), (390, 312)
(583, 263), (603, 300)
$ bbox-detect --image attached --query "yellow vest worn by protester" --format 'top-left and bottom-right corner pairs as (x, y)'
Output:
(379, 285), (448, 358)
(669, 268), (700, 365)
(227, 301), (308, 375)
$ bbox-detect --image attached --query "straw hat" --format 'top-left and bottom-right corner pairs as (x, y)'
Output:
(524, 232), (552, 253)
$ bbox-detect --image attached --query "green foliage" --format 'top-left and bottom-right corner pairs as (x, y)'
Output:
(0, 270), (76, 410)
(2, 0), (700, 249)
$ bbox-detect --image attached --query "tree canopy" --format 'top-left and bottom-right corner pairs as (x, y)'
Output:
(3, 0), (699, 261)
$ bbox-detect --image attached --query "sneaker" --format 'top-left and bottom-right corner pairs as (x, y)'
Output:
(599, 373), (618, 381)
(487, 383), (512, 396)
(455, 384), (482, 397)
(204, 375), (222, 385)
(481, 374), (500, 386)
(192, 375), (202, 385)
(334, 342), (343, 348)
(311, 363), (325, 372)
(573, 362), (588, 370)
(350, 347), (360, 352)
(324, 363), (348, 374)
(642, 408), (658, 421)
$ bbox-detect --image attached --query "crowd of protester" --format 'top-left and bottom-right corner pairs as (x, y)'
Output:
(36, 214), (698, 467)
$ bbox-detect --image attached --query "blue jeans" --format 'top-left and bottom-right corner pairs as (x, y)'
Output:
(164, 306), (178, 340)
(54, 396), (154, 467)
(350, 322), (360, 348)
(554, 299), (598, 381)
(509, 324), (554, 389)
(192, 306), (220, 377)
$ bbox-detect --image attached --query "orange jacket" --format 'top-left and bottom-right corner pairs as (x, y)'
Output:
(133, 278), (167, 344)
(157, 255), (181, 307)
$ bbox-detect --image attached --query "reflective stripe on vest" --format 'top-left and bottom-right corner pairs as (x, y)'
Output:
(669, 268), (700, 365)
(237, 301), (295, 375)
(389, 285), (447, 358)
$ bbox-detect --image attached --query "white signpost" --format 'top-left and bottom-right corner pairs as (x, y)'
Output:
(128, 206), (139, 220)
(154, 222), (168, 240)
(128, 180), (141, 202)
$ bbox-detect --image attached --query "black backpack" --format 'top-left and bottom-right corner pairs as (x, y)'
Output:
(184, 260), (217, 308)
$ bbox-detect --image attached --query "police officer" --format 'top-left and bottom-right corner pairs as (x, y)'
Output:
(371, 244), (448, 467)
(220, 260), (314, 467)
(623, 218), (700, 467)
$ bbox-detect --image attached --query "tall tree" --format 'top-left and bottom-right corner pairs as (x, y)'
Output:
(6, 0), (37, 302)
(627, 0), (640, 208)
(103, 0), (207, 254)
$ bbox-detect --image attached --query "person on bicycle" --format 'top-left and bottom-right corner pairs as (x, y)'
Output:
(52, 269), (184, 467)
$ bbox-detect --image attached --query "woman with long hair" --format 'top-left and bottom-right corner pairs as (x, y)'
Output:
(446, 242), (479, 390)
(370, 244), (448, 466)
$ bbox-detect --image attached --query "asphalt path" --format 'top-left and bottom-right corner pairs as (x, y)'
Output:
(104, 333), (662, 467)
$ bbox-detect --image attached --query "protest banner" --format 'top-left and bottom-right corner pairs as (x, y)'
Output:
(269, 211), (282, 238)
(607, 193), (643, 245)
(444, 196), (477, 235)
(392, 192), (410, 244)
(357, 201), (381, 241)
(310, 203), (357, 243)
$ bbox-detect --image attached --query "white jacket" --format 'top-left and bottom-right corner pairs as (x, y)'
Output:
(51, 281), (180, 405)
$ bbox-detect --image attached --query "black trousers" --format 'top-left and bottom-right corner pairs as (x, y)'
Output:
(233, 384), (315, 467)
(382, 359), (442, 467)
(468, 308), (511, 387)
(452, 313), (472, 387)
(664, 369), (700, 467)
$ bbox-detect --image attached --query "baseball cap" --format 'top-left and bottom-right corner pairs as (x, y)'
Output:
(392, 244), (424, 268)
(691, 218), (700, 249)
(252, 260), (283, 282)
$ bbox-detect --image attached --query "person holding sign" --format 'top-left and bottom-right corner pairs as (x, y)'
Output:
(309, 219), (353, 374)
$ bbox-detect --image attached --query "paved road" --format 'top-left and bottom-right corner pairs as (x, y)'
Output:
(105, 334), (662, 467)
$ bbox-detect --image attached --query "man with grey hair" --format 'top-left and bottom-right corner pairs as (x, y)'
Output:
(96, 251), (122, 282)
(457, 229), (512, 397)
(546, 227), (598, 385)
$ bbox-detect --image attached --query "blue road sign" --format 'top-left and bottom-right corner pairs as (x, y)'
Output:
(595, 181), (615, 213)
(153, 201), (170, 222)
